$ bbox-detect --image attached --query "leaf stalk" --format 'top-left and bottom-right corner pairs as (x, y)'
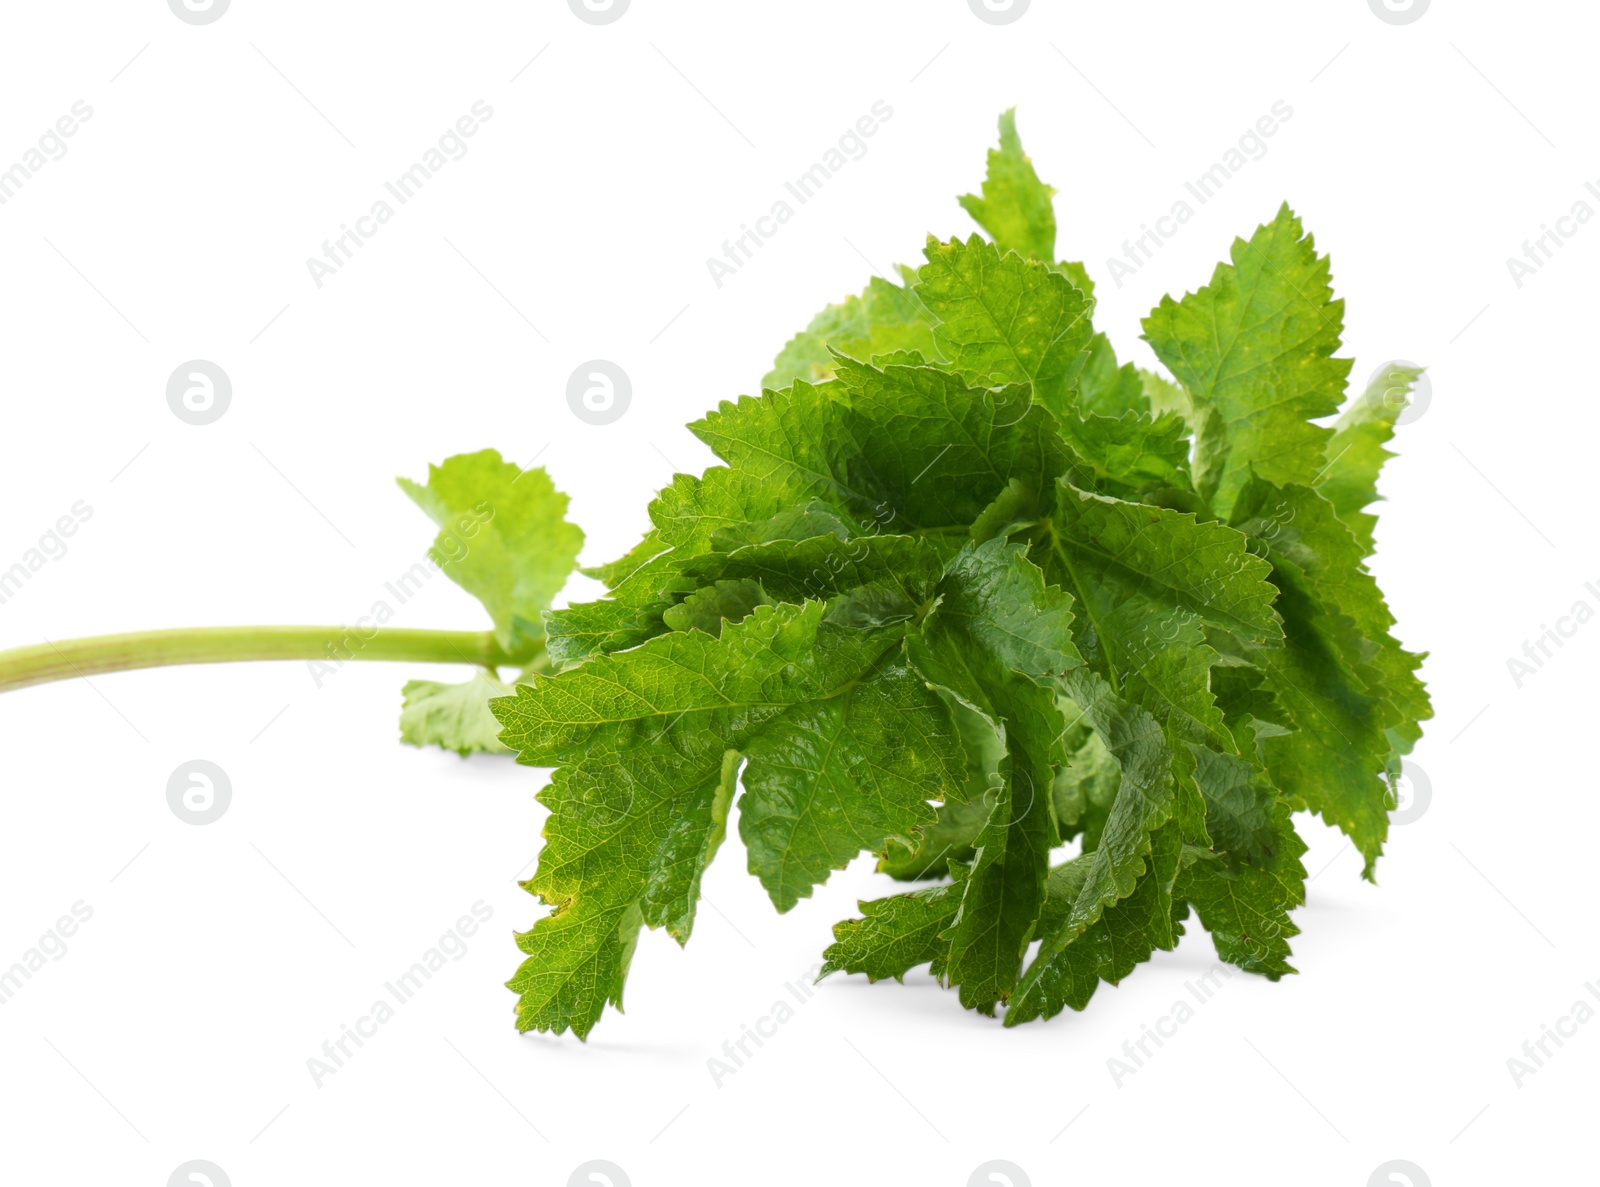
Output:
(0, 626), (520, 694)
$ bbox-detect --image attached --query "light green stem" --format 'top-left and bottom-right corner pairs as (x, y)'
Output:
(0, 626), (520, 694)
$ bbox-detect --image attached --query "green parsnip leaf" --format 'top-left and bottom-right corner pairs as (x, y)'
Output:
(1318, 362), (1424, 555)
(1076, 333), (1149, 419)
(739, 645), (966, 913)
(822, 875), (966, 984)
(765, 269), (939, 391)
(398, 450), (583, 658)
(959, 108), (1059, 264)
(880, 697), (1002, 879)
(1229, 478), (1430, 874)
(493, 600), (964, 1035)
(581, 530), (667, 587)
(1052, 669), (1178, 936)
(1142, 204), (1351, 518)
(957, 108), (1098, 297)
(1005, 824), (1187, 1025)
(392, 450), (584, 756)
(915, 236), (1096, 416)
(1058, 409), (1191, 496)
(400, 671), (514, 756)
(1180, 795), (1307, 978)
(1048, 485), (1282, 644)
(486, 110), (1430, 1036)
(906, 540), (1082, 1013)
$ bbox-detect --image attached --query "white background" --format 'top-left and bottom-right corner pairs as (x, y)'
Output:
(0, 1), (1593, 1184)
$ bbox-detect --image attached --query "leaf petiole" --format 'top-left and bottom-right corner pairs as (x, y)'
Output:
(0, 626), (525, 694)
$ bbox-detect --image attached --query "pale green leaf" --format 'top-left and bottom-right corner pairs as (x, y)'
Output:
(398, 450), (584, 658)
(1142, 205), (1351, 517)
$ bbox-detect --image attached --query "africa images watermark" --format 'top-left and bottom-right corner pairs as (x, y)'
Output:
(706, 101), (895, 289)
(0, 101), (94, 209)
(1505, 178), (1600, 289)
(306, 901), (494, 1087)
(1503, 576), (1600, 688)
(1505, 978), (1600, 1088)
(306, 101), (496, 288)
(307, 500), (495, 687)
(1105, 100), (1295, 289)
(705, 963), (823, 1086)
(168, 360), (232, 426)
(0, 901), (94, 1007)
(568, 360), (631, 426)
(0, 502), (95, 607)
(1106, 961), (1233, 1086)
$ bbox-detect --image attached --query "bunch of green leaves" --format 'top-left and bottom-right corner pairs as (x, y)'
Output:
(425, 111), (1429, 1037)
